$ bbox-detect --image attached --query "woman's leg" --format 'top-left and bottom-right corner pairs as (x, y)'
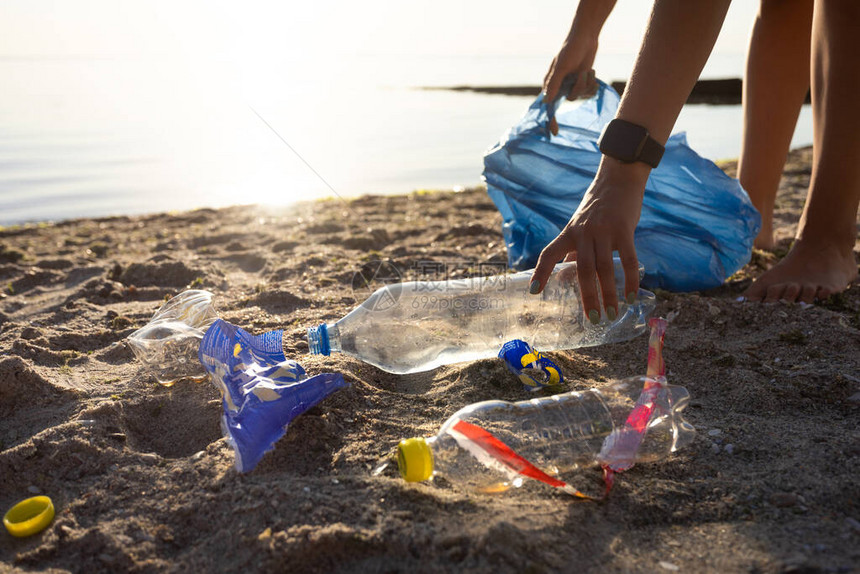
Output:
(737, 0), (813, 251)
(744, 0), (860, 303)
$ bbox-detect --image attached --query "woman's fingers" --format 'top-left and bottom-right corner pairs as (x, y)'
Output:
(594, 239), (619, 320)
(532, 227), (639, 324)
(543, 64), (565, 104)
(547, 69), (595, 136)
(566, 69), (592, 100)
(530, 234), (573, 295)
(618, 235), (640, 305)
(542, 58), (557, 97)
(546, 68), (585, 104)
(573, 239), (600, 324)
(582, 69), (599, 99)
(543, 60), (554, 86)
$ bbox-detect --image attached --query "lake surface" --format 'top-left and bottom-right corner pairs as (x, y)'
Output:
(0, 54), (813, 225)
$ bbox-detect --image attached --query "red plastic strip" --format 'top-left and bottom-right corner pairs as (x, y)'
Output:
(646, 317), (667, 378)
(624, 317), (667, 433)
(602, 465), (615, 494)
(451, 419), (598, 499)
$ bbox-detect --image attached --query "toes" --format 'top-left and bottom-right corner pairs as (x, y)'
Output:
(817, 287), (833, 301)
(742, 281), (767, 302)
(763, 284), (787, 303)
(799, 285), (818, 304)
(780, 283), (801, 302)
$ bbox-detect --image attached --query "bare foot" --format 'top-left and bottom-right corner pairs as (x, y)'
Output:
(742, 239), (858, 303)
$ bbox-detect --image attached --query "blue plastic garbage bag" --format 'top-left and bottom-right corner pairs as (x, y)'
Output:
(482, 81), (761, 291)
(198, 318), (347, 472)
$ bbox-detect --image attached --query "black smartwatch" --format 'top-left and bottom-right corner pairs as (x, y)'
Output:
(598, 119), (665, 168)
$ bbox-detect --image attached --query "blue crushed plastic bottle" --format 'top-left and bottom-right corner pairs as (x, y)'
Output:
(128, 291), (348, 472)
(308, 259), (655, 374)
(199, 319), (347, 472)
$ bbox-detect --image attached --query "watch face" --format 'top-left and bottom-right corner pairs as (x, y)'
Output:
(599, 120), (649, 163)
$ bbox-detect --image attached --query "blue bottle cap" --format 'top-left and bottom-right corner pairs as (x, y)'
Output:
(307, 323), (331, 356)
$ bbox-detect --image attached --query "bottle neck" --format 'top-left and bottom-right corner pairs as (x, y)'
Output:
(307, 323), (341, 355)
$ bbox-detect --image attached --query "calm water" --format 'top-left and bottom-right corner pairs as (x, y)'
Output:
(0, 54), (813, 225)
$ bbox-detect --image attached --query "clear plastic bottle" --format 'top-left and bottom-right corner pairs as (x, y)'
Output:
(397, 375), (695, 495)
(127, 290), (219, 386)
(308, 260), (655, 374)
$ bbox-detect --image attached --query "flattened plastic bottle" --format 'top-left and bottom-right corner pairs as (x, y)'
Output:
(308, 260), (655, 374)
(397, 376), (694, 496)
(127, 290), (218, 385)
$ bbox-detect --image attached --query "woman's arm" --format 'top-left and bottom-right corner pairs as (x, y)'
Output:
(530, 0), (732, 323)
(618, 0), (732, 143)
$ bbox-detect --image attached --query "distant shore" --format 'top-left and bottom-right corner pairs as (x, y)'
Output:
(422, 78), (813, 106)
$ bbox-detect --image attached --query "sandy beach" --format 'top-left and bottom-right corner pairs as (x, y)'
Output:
(1, 146), (859, 573)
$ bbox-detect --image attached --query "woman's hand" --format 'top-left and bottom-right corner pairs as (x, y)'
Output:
(533, 0), (732, 321)
(528, 159), (649, 323)
(543, 0), (617, 135)
(543, 33), (599, 102)
(543, 35), (600, 136)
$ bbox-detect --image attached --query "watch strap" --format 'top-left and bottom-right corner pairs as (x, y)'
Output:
(638, 134), (665, 169)
(599, 119), (666, 168)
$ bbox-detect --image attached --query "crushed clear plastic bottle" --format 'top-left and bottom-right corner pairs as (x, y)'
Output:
(397, 375), (695, 496)
(127, 290), (219, 386)
(308, 259), (655, 374)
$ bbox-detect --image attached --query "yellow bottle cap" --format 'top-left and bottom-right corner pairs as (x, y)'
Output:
(397, 437), (433, 482)
(4, 496), (55, 538)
